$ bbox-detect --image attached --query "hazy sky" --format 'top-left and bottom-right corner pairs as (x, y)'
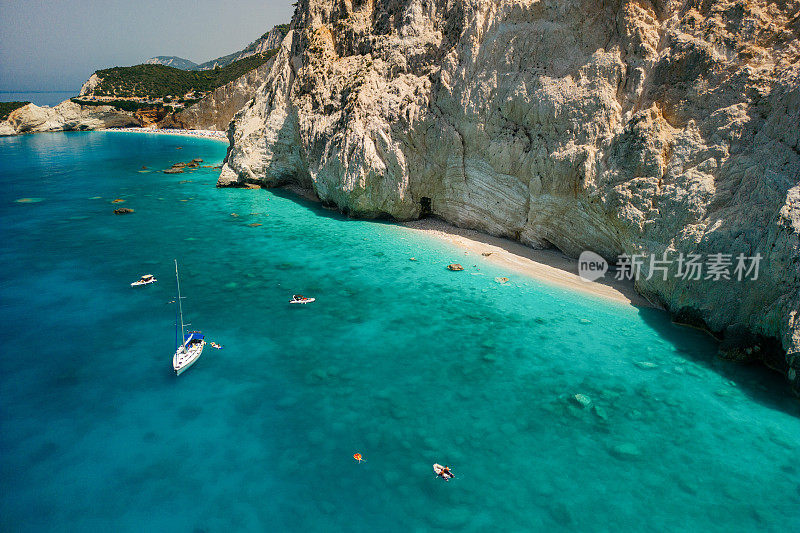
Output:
(0, 0), (294, 92)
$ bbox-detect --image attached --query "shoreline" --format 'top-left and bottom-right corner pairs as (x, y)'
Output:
(102, 127), (228, 141)
(269, 184), (653, 308)
(402, 218), (655, 308)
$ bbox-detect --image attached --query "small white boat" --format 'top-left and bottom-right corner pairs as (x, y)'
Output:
(131, 274), (156, 287)
(172, 260), (205, 375)
(290, 294), (315, 304)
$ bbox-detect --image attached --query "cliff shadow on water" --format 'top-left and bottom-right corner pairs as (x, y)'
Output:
(267, 185), (408, 225)
(636, 306), (800, 415)
(254, 184), (800, 415)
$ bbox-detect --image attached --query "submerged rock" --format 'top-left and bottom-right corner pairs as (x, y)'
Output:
(571, 394), (592, 408)
(113, 207), (134, 214)
(494, 277), (509, 284)
(610, 443), (641, 459)
(447, 264), (464, 271)
(547, 502), (574, 526)
(163, 168), (184, 174)
(593, 405), (609, 421)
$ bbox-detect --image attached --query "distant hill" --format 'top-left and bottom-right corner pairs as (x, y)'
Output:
(195, 24), (288, 70)
(140, 24), (289, 72)
(79, 50), (279, 100)
(144, 56), (199, 70)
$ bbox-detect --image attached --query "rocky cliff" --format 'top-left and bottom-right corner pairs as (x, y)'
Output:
(0, 101), (141, 135)
(195, 25), (288, 70)
(159, 55), (277, 131)
(143, 56), (199, 70)
(219, 0), (800, 392)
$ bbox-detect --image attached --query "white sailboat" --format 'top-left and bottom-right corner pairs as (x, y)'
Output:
(172, 260), (205, 376)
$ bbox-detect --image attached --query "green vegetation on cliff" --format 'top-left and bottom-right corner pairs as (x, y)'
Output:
(69, 98), (165, 112)
(0, 101), (30, 121)
(91, 50), (278, 99)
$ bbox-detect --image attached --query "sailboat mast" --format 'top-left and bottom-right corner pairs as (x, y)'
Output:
(175, 260), (186, 345)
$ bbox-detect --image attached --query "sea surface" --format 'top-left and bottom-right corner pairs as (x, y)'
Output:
(1, 131), (798, 532)
(0, 91), (76, 107)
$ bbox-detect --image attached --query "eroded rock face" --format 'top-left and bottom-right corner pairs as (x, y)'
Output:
(159, 57), (277, 131)
(79, 73), (101, 96)
(0, 101), (141, 135)
(219, 0), (800, 393)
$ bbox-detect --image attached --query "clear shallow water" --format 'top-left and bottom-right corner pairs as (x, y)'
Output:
(1, 131), (799, 532)
(0, 91), (77, 107)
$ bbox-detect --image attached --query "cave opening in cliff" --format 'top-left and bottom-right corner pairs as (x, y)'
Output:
(420, 197), (432, 217)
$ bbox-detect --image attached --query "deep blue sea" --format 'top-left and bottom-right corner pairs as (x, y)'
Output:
(0, 91), (77, 107)
(1, 131), (799, 532)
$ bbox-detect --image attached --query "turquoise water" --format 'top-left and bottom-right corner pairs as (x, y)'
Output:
(1, 131), (799, 532)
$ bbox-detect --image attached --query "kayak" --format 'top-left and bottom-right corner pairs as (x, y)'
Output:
(433, 463), (454, 480)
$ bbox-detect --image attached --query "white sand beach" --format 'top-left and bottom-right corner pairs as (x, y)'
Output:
(103, 127), (228, 140)
(403, 218), (654, 308)
(273, 183), (651, 307)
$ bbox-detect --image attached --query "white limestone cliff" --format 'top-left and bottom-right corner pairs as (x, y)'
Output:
(79, 74), (102, 96)
(219, 0), (800, 392)
(0, 101), (140, 135)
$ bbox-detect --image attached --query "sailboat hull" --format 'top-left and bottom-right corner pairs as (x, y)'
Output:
(173, 338), (205, 375)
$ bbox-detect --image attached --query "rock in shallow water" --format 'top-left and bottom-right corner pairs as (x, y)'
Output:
(571, 394), (592, 408)
(610, 442), (641, 459)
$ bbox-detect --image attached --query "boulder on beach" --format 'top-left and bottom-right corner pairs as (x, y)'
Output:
(113, 207), (134, 214)
(447, 263), (464, 271)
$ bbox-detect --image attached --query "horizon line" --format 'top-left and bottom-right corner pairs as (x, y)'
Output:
(0, 90), (77, 93)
